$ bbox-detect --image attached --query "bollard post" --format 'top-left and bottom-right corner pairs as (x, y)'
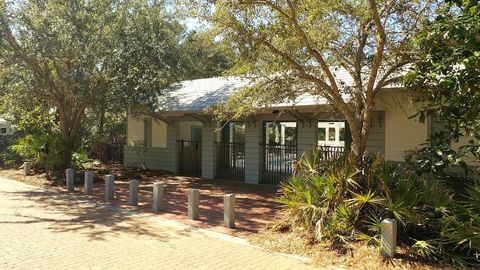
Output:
(187, 188), (199, 220)
(66, 168), (74, 192)
(152, 182), (165, 212)
(128, 179), (139, 206)
(84, 171), (94, 195)
(104, 174), (115, 200)
(23, 162), (31, 176)
(381, 218), (398, 258)
(224, 194), (235, 228)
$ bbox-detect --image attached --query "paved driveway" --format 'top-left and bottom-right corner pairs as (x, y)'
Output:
(0, 177), (319, 270)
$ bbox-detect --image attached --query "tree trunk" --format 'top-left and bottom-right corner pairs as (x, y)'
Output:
(99, 106), (105, 135)
(58, 102), (86, 170)
(343, 106), (373, 163)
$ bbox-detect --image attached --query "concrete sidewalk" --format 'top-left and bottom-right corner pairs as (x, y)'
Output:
(0, 177), (322, 270)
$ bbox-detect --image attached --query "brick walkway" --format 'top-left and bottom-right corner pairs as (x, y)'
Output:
(0, 177), (321, 270)
(69, 174), (283, 237)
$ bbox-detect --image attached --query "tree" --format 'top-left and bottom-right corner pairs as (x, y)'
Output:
(405, 0), (480, 140)
(187, 0), (437, 158)
(0, 0), (187, 168)
(178, 31), (235, 80)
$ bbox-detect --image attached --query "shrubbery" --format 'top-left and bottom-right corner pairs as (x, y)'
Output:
(7, 132), (99, 178)
(0, 134), (21, 167)
(278, 148), (480, 266)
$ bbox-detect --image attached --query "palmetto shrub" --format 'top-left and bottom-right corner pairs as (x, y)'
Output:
(277, 148), (480, 266)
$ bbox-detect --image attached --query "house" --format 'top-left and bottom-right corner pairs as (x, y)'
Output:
(123, 74), (440, 185)
(0, 118), (14, 136)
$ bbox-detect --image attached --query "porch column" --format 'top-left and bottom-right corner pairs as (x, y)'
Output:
(244, 122), (262, 184)
(167, 119), (179, 174)
(297, 124), (317, 157)
(201, 121), (216, 179)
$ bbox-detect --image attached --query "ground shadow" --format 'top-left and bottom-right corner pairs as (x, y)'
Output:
(0, 189), (193, 241)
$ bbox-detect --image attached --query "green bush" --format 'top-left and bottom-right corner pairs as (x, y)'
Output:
(278, 148), (480, 266)
(0, 135), (22, 167)
(10, 133), (68, 177)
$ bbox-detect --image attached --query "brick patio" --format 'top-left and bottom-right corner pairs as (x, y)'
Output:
(0, 177), (322, 270)
(64, 173), (283, 237)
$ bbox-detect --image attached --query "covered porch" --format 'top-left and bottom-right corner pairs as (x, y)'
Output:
(123, 77), (386, 185)
(123, 109), (379, 185)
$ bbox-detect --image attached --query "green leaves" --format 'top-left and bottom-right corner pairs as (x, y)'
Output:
(277, 148), (480, 265)
(406, 0), (480, 140)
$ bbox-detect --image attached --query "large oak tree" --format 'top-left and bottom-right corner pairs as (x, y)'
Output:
(0, 0), (234, 168)
(188, 0), (437, 158)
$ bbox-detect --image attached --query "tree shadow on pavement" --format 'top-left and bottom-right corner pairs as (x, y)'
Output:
(0, 189), (193, 241)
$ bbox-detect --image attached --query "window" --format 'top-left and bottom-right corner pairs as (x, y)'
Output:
(191, 126), (202, 142)
(328, 127), (336, 141)
(318, 127), (326, 141)
(229, 122), (246, 143)
(265, 122), (297, 145)
(339, 128), (345, 141)
(318, 122), (346, 147)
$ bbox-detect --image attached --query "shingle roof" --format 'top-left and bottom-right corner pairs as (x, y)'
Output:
(157, 77), (250, 112)
(157, 67), (403, 112)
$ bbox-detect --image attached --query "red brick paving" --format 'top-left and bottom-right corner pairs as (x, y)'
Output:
(60, 173), (282, 237)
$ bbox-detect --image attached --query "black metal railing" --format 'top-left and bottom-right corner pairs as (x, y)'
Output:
(262, 143), (298, 185)
(215, 142), (245, 182)
(177, 140), (202, 177)
(317, 145), (345, 160)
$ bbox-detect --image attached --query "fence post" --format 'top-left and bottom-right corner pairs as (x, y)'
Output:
(224, 194), (235, 228)
(23, 161), (31, 176)
(84, 171), (93, 195)
(104, 174), (115, 200)
(381, 218), (398, 258)
(128, 179), (139, 206)
(66, 168), (74, 192)
(187, 188), (199, 220)
(152, 182), (165, 212)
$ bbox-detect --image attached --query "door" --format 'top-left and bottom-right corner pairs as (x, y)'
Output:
(215, 122), (246, 181)
(262, 121), (298, 185)
(191, 126), (202, 142)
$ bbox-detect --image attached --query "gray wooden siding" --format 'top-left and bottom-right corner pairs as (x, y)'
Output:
(124, 119), (178, 173)
(201, 124), (215, 179)
(297, 124), (317, 156)
(366, 111), (385, 154)
(244, 123), (262, 184)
